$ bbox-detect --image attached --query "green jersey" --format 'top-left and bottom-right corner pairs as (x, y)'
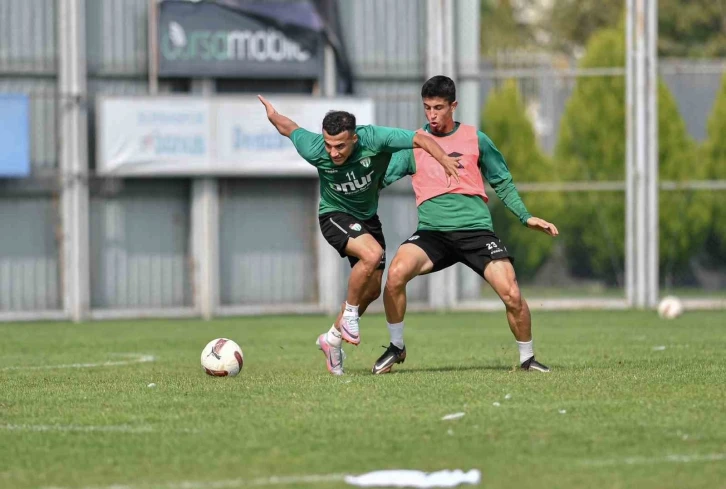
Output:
(291, 125), (416, 220)
(384, 123), (531, 232)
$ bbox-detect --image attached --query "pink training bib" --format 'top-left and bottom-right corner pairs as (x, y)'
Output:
(411, 124), (488, 206)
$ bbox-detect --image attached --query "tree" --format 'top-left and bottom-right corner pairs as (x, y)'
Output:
(482, 80), (562, 279)
(658, 0), (726, 57)
(555, 28), (709, 285)
(658, 85), (711, 284)
(702, 73), (726, 266)
(539, 0), (623, 56)
(480, 0), (536, 55)
(514, 0), (726, 58)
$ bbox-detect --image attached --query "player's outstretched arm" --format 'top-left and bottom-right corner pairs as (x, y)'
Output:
(258, 95), (299, 138)
(412, 133), (461, 183)
(526, 217), (559, 236)
(479, 131), (557, 236)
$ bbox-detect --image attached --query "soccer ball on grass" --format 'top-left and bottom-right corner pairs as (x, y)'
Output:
(657, 296), (683, 320)
(201, 338), (244, 377)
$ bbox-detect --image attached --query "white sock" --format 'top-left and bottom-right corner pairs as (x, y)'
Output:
(517, 340), (534, 364)
(326, 324), (342, 347)
(343, 302), (359, 318)
(388, 321), (404, 349)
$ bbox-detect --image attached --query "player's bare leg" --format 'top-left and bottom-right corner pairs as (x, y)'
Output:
(360, 269), (383, 314)
(318, 237), (382, 374)
(345, 234), (384, 304)
(483, 259), (530, 341)
(483, 258), (549, 372)
(321, 301), (350, 367)
(333, 269), (382, 329)
(330, 270), (381, 348)
(383, 244), (433, 323)
(372, 244), (433, 374)
(335, 235), (383, 345)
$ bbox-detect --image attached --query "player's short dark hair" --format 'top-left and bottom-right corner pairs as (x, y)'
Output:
(421, 75), (456, 104)
(322, 111), (356, 136)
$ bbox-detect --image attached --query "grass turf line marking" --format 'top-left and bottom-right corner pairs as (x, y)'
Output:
(41, 473), (347, 489)
(579, 452), (726, 467)
(35, 458), (726, 489)
(2, 424), (154, 434)
(0, 353), (155, 371)
(1, 424), (201, 434)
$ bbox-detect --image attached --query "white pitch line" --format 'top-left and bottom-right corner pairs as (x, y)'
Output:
(0, 353), (155, 371)
(579, 452), (726, 467)
(1, 424), (201, 435)
(41, 473), (347, 489)
(2, 424), (154, 434)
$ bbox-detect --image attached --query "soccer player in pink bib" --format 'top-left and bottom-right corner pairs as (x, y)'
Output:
(372, 76), (559, 375)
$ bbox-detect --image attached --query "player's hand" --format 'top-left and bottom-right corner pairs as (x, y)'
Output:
(257, 95), (277, 119)
(440, 155), (461, 186)
(526, 217), (559, 236)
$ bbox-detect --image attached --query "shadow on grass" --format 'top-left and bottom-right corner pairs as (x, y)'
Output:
(349, 364), (515, 375)
(397, 364), (513, 373)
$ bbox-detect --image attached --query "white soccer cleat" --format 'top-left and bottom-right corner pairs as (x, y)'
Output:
(316, 334), (344, 376)
(340, 316), (361, 346)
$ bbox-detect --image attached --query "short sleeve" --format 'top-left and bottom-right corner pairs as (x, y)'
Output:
(358, 125), (416, 153)
(290, 128), (327, 164)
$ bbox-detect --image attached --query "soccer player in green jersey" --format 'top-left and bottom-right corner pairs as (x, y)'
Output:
(258, 95), (461, 375)
(371, 76), (558, 375)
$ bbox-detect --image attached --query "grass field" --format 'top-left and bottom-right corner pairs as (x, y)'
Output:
(1, 311), (725, 489)
(479, 285), (726, 299)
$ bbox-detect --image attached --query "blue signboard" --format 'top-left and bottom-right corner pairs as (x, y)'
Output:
(0, 94), (30, 177)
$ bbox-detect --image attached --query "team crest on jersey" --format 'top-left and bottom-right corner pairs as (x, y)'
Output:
(360, 157), (371, 168)
(349, 223), (362, 232)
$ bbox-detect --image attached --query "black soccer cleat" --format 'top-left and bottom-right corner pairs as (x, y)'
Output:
(521, 356), (550, 372)
(372, 343), (407, 375)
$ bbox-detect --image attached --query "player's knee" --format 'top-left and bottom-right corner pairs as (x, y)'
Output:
(386, 261), (412, 291)
(501, 284), (522, 311)
(360, 247), (384, 269)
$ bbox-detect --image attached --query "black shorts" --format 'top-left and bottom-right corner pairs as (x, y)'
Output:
(319, 212), (386, 269)
(403, 229), (512, 277)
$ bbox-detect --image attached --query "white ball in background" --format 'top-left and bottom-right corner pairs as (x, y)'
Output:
(657, 296), (684, 319)
(200, 338), (244, 377)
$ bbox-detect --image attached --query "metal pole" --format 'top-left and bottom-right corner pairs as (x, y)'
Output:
(323, 44), (336, 97)
(191, 177), (219, 320)
(58, 0), (90, 322)
(190, 79), (219, 320)
(442, 0), (455, 78)
(148, 0), (159, 95)
(452, 0), (481, 304)
(625, 0), (636, 306)
(317, 41), (343, 313)
(454, 0), (480, 127)
(425, 0), (442, 79)
(627, 0), (659, 309)
(425, 0), (455, 309)
(635, 0), (648, 308)
(646, 0), (659, 307)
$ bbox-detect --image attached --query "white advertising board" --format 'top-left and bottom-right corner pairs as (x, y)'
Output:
(96, 95), (375, 176)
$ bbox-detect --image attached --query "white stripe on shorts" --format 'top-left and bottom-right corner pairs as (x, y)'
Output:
(329, 218), (349, 235)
